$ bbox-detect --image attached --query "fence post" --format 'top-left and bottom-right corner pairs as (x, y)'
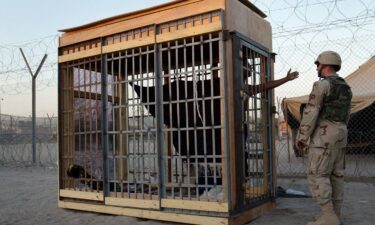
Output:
(0, 97), (3, 133)
(20, 48), (48, 164)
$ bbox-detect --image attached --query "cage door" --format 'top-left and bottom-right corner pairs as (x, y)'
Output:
(233, 34), (274, 208)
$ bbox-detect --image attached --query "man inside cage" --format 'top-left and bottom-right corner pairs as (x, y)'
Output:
(295, 51), (352, 225)
(243, 68), (299, 96)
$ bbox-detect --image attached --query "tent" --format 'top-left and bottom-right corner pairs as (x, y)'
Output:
(282, 56), (375, 151)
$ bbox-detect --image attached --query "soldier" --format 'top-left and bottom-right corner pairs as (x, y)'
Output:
(295, 51), (352, 225)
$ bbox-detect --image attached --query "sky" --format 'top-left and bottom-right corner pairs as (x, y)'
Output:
(0, 0), (171, 44)
(0, 0), (170, 117)
(0, 0), (374, 117)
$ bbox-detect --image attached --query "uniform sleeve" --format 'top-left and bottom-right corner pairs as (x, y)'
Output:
(296, 81), (329, 144)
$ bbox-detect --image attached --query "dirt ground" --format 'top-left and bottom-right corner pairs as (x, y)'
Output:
(0, 165), (374, 225)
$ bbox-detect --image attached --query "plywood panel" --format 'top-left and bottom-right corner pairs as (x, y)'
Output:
(59, 47), (101, 63)
(225, 0), (272, 50)
(59, 0), (225, 47)
(102, 36), (155, 54)
(59, 201), (229, 225)
(156, 20), (222, 43)
(106, 197), (159, 209)
(60, 189), (104, 201)
(161, 199), (229, 212)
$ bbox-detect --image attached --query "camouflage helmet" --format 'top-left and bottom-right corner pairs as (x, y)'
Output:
(314, 51), (342, 71)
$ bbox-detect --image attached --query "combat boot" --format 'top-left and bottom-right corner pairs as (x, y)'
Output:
(314, 204), (341, 221)
(307, 203), (340, 225)
(333, 202), (343, 224)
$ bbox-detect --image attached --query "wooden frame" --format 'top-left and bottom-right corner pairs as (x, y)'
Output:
(105, 197), (160, 209)
(60, 189), (104, 201)
(59, 200), (274, 225)
(161, 199), (229, 212)
(59, 46), (102, 63)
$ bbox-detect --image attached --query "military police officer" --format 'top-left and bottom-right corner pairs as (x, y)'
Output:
(295, 51), (352, 225)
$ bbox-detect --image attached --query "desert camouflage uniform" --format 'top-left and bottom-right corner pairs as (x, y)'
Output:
(296, 74), (352, 212)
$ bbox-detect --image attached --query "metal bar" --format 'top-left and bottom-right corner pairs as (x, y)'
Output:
(209, 33), (217, 194)
(183, 38), (191, 199)
(191, 36), (199, 198)
(175, 40), (182, 198)
(125, 51), (131, 198)
(145, 45), (152, 196)
(101, 42), (109, 197)
(244, 46), (250, 181)
(251, 49), (259, 202)
(139, 46), (145, 197)
(250, 50), (263, 200)
(156, 39), (165, 199)
(118, 51), (124, 196)
(111, 54), (117, 195)
(167, 41), (173, 195)
(164, 44), (171, 194)
(95, 59), (100, 192)
(131, 48), (137, 196)
(83, 61), (88, 188)
(200, 34), (209, 198)
(89, 58), (94, 190)
(69, 63), (74, 189)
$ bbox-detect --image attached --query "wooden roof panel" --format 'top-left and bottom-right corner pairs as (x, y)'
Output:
(58, 0), (268, 47)
(59, 0), (192, 33)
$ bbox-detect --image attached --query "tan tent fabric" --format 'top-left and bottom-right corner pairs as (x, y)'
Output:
(282, 56), (375, 122)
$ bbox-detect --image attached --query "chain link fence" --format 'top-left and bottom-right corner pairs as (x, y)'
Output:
(0, 114), (57, 167)
(275, 136), (375, 178)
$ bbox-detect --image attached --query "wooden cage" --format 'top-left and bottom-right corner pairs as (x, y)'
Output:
(57, 0), (276, 224)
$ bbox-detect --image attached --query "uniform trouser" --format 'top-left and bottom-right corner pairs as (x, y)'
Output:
(307, 147), (345, 207)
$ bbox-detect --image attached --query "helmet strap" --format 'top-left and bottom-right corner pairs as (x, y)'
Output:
(317, 65), (324, 78)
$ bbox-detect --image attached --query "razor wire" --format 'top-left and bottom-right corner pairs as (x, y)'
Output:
(0, 34), (58, 95)
(250, 0), (375, 83)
